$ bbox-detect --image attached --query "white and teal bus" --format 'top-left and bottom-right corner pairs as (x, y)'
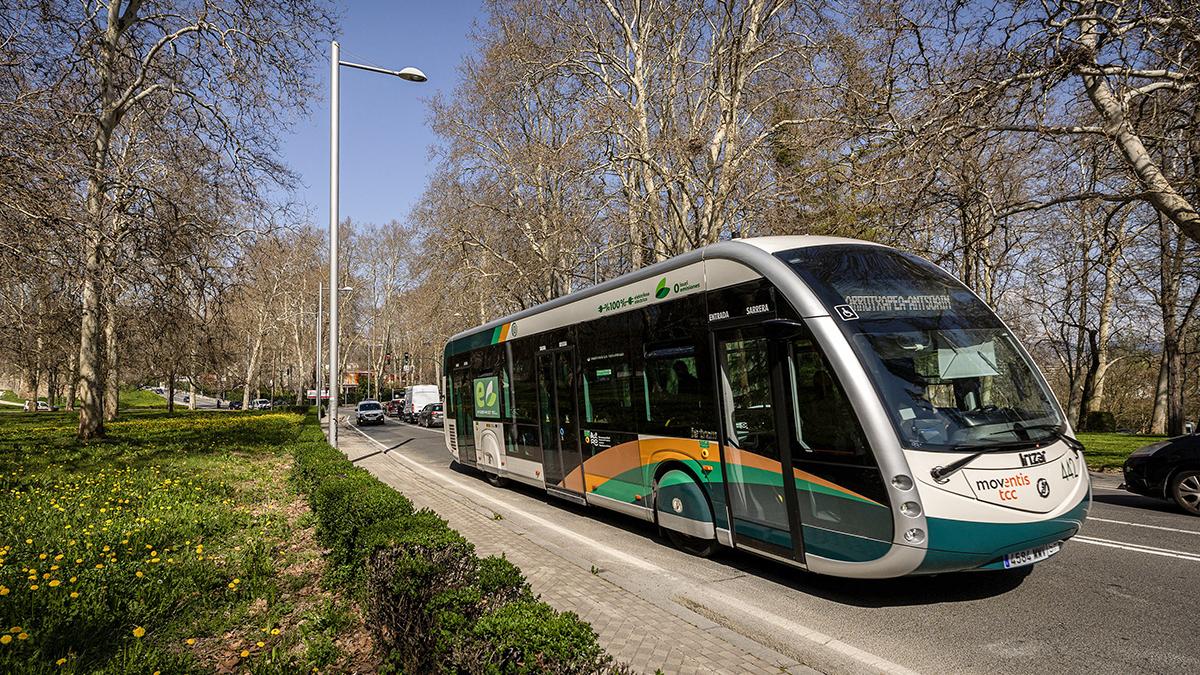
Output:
(442, 236), (1090, 578)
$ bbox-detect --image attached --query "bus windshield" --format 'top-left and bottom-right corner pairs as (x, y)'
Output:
(779, 245), (1063, 452)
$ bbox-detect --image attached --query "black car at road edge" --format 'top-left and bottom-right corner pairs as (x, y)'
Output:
(1122, 433), (1200, 516)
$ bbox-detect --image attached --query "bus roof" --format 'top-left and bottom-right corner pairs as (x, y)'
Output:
(445, 235), (886, 353)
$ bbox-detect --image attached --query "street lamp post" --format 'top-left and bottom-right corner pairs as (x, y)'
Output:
(315, 281), (323, 418)
(328, 40), (426, 448)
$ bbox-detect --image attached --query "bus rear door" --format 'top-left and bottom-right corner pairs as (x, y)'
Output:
(536, 347), (586, 501)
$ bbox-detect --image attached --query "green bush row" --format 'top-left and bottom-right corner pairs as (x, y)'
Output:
(290, 415), (621, 674)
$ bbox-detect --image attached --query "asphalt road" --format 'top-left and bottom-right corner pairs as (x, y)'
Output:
(346, 413), (1198, 674)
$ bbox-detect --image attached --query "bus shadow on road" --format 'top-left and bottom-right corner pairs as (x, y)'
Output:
(712, 549), (1034, 607)
(1090, 491), (1180, 515)
(448, 462), (1035, 607)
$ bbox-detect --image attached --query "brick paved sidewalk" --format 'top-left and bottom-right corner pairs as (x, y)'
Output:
(337, 428), (816, 675)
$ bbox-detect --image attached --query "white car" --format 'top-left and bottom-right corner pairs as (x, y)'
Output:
(252, 398), (272, 410)
(356, 400), (385, 426)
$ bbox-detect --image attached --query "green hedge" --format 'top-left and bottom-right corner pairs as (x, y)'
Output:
(290, 414), (620, 674)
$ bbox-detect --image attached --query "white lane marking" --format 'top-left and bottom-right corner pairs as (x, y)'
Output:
(1087, 517), (1200, 536)
(345, 422), (919, 675)
(1074, 535), (1200, 562)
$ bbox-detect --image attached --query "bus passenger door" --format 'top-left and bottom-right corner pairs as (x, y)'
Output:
(452, 366), (477, 467)
(536, 348), (586, 500)
(713, 328), (805, 562)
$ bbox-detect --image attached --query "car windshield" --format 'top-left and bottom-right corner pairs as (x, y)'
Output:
(359, 402), (381, 411)
(433, 404), (442, 411)
(779, 245), (1063, 451)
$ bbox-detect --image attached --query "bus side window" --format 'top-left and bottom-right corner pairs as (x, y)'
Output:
(790, 339), (868, 458)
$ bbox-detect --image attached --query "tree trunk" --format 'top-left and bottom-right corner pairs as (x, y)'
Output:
(1149, 353), (1168, 435)
(103, 295), (119, 421)
(66, 350), (78, 411)
(76, 232), (106, 438)
(1165, 334), (1185, 436)
(242, 327), (264, 409)
(167, 370), (176, 414)
(1077, 11), (1200, 246)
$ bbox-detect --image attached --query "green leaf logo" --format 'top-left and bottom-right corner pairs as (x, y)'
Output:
(485, 380), (497, 407)
(655, 277), (670, 299)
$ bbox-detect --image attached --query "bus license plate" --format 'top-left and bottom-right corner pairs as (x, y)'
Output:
(1003, 542), (1061, 569)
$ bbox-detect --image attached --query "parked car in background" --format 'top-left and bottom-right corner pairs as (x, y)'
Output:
(228, 401), (242, 410)
(356, 400), (385, 426)
(402, 385), (439, 423)
(386, 398), (404, 417)
(35, 401), (57, 412)
(251, 398), (272, 410)
(417, 402), (444, 428)
(1122, 432), (1200, 516)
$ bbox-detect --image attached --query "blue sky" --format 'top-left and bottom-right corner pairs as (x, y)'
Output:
(277, 1), (483, 228)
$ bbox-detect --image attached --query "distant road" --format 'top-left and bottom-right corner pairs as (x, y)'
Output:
(344, 410), (1200, 674)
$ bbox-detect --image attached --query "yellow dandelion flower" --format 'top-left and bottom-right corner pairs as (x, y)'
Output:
(186, 638), (195, 645)
(38, 553), (46, 560)
(54, 554), (63, 561)
(8, 627), (19, 633)
(49, 580), (60, 587)
(69, 592), (78, 599)
(239, 649), (249, 658)
(256, 641), (264, 647)
(270, 628), (279, 635)
(69, 577), (76, 583)
(94, 564), (103, 569)
(132, 626), (145, 638)
(0, 587), (8, 596)
(74, 559), (82, 564)
(16, 633), (27, 641)
(24, 539), (31, 544)
(56, 658), (66, 665)
(0, 635), (10, 645)
(29, 584), (38, 590)
(136, 571), (143, 578)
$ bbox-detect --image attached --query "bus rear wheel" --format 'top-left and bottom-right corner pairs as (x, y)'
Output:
(655, 469), (719, 558)
(666, 529), (719, 557)
(485, 471), (508, 488)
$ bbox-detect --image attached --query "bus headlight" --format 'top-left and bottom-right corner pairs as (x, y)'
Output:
(891, 474), (914, 490)
(900, 501), (922, 518)
(903, 528), (926, 543)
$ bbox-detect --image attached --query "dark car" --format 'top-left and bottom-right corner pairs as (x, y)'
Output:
(1122, 433), (1200, 516)
(356, 400), (385, 426)
(228, 401), (242, 410)
(417, 402), (444, 428)
(386, 399), (403, 417)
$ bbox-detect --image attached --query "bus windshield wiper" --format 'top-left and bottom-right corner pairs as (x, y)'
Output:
(929, 439), (1041, 482)
(988, 423), (1085, 453)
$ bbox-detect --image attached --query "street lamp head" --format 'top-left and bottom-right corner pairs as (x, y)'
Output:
(397, 67), (428, 83)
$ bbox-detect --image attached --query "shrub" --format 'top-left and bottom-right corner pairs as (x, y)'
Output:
(462, 601), (616, 674)
(367, 525), (479, 673)
(1082, 410), (1117, 432)
(476, 554), (534, 609)
(313, 474), (414, 577)
(289, 413), (619, 674)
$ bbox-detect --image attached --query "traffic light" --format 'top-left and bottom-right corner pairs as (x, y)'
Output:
(403, 352), (411, 366)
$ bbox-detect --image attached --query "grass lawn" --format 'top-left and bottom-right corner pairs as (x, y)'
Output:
(0, 410), (374, 673)
(1077, 432), (1168, 472)
(118, 388), (167, 409)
